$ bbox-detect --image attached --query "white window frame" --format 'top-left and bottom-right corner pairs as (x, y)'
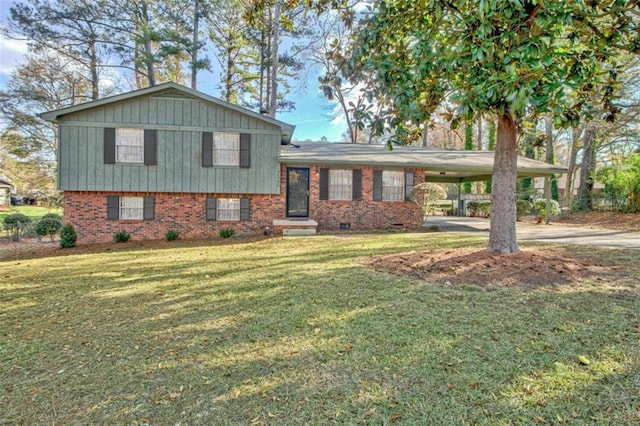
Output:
(213, 132), (240, 166)
(382, 170), (404, 201)
(217, 198), (240, 221)
(116, 128), (144, 163)
(120, 196), (144, 220)
(329, 169), (353, 201)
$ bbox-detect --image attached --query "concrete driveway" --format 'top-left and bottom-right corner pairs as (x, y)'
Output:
(424, 216), (640, 250)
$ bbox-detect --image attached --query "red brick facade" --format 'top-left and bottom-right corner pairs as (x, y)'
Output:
(64, 165), (426, 244)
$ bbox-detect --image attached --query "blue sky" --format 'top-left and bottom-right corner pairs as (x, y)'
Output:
(0, 2), (347, 142)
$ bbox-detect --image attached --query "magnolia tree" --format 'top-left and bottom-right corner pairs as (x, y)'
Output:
(346, 0), (628, 253)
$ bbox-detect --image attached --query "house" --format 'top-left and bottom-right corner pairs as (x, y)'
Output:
(0, 179), (12, 208)
(42, 83), (565, 244)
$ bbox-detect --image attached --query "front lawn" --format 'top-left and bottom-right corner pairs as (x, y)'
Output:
(0, 205), (62, 222)
(1, 234), (638, 424)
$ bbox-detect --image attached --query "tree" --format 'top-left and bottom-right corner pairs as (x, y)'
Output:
(597, 153), (640, 212)
(349, 0), (620, 253)
(5, 0), (108, 100)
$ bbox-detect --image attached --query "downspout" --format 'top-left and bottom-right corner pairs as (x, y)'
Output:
(457, 179), (462, 216)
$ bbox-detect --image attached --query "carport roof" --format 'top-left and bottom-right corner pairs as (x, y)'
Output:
(278, 142), (566, 183)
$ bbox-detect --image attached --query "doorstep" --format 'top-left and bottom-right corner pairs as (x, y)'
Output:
(273, 218), (318, 236)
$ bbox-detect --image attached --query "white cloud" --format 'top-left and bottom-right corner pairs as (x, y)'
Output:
(0, 33), (28, 75)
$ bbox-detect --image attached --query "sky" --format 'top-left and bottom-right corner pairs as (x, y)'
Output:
(0, 2), (348, 142)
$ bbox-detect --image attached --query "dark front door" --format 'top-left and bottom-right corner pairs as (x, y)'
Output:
(286, 167), (310, 217)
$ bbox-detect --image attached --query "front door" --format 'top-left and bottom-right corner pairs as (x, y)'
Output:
(286, 167), (310, 217)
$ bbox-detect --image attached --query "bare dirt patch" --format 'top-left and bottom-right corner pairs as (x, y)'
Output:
(363, 248), (617, 288)
(557, 211), (640, 231)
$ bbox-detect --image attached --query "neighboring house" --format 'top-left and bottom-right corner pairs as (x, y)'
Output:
(0, 179), (12, 208)
(42, 82), (565, 244)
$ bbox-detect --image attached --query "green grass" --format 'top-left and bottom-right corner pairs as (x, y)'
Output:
(0, 205), (62, 222)
(1, 234), (638, 424)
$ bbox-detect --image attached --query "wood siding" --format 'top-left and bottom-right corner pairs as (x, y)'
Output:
(57, 94), (282, 194)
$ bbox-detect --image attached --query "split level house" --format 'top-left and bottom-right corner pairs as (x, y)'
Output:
(41, 82), (565, 244)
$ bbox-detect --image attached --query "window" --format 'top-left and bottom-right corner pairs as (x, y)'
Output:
(116, 128), (144, 163)
(213, 132), (239, 166)
(119, 196), (144, 220)
(382, 170), (404, 201)
(217, 198), (240, 221)
(107, 196), (154, 220)
(329, 170), (352, 200)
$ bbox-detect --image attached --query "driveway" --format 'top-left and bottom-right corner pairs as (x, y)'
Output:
(424, 216), (640, 250)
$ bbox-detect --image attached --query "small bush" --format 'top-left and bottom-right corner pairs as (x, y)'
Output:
(468, 201), (491, 217)
(36, 217), (63, 242)
(165, 229), (180, 242)
(59, 224), (77, 248)
(534, 199), (560, 216)
(41, 213), (62, 221)
(427, 224), (440, 232)
(3, 213), (32, 241)
(516, 200), (533, 221)
(113, 230), (131, 243)
(219, 228), (235, 239)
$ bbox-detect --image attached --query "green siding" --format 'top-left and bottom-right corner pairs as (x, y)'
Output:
(57, 96), (282, 194)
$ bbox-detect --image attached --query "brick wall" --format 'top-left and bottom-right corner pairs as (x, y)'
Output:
(63, 165), (426, 244)
(306, 165), (425, 231)
(63, 191), (286, 244)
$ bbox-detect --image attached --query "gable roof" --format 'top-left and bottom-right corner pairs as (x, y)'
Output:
(40, 82), (296, 143)
(278, 142), (566, 182)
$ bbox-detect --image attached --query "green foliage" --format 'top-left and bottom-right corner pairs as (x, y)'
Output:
(219, 228), (235, 239)
(113, 230), (131, 243)
(467, 201), (491, 218)
(165, 229), (180, 242)
(35, 217), (62, 242)
(3, 213), (32, 241)
(59, 223), (77, 248)
(534, 199), (561, 218)
(597, 154), (640, 212)
(516, 200), (533, 220)
(410, 182), (447, 217)
(41, 213), (62, 221)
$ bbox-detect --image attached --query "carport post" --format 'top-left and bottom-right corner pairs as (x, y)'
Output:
(457, 180), (462, 216)
(545, 176), (551, 225)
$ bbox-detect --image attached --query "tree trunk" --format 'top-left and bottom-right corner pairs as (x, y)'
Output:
(268, 1), (281, 118)
(141, 0), (156, 86)
(89, 38), (99, 100)
(577, 126), (596, 210)
(564, 126), (581, 208)
(225, 41), (237, 103)
(488, 113), (519, 254)
(421, 121), (428, 146)
(191, 0), (199, 89)
(544, 115), (558, 201)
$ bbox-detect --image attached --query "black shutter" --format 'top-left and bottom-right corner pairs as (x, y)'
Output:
(373, 170), (383, 201)
(352, 169), (362, 201)
(143, 196), (155, 220)
(206, 197), (217, 221)
(240, 198), (250, 221)
(144, 129), (157, 165)
(104, 128), (116, 164)
(107, 195), (119, 220)
(239, 133), (251, 168)
(202, 132), (213, 167)
(319, 168), (329, 200)
(405, 171), (415, 201)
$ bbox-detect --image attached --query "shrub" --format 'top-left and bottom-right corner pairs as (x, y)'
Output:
(41, 213), (62, 221)
(36, 217), (63, 242)
(468, 201), (491, 217)
(516, 200), (533, 221)
(219, 228), (235, 239)
(165, 229), (180, 242)
(113, 230), (131, 243)
(3, 213), (32, 241)
(534, 199), (560, 216)
(59, 224), (77, 248)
